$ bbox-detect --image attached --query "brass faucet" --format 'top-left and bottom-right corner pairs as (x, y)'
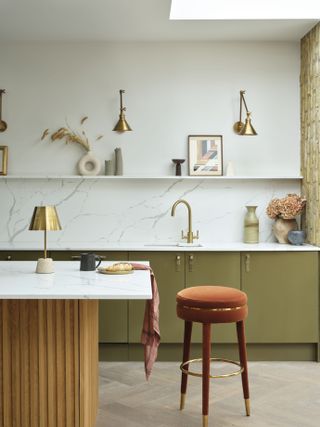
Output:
(171, 199), (199, 244)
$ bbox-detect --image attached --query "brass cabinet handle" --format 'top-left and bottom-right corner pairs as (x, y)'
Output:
(245, 254), (250, 273)
(189, 254), (194, 272)
(175, 255), (181, 272)
(6, 255), (12, 261)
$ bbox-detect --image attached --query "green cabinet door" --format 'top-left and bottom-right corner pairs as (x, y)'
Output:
(0, 251), (43, 261)
(241, 252), (319, 343)
(51, 250), (129, 343)
(185, 252), (241, 343)
(128, 251), (185, 343)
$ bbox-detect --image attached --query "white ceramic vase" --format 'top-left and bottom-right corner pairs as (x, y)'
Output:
(78, 151), (101, 176)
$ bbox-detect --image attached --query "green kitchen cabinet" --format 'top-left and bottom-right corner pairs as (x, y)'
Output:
(128, 251), (185, 343)
(241, 252), (319, 343)
(0, 251), (43, 261)
(185, 252), (241, 343)
(51, 250), (129, 343)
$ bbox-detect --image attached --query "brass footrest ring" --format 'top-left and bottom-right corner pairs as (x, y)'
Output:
(180, 357), (244, 379)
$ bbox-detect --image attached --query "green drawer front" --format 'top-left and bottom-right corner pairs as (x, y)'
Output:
(0, 251), (43, 261)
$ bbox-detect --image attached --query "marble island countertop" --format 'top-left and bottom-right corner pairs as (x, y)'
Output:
(0, 261), (152, 299)
(0, 242), (319, 252)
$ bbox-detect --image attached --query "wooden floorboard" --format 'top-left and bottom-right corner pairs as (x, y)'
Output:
(96, 361), (320, 427)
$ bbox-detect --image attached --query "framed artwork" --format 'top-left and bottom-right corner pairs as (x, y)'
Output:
(0, 146), (8, 176)
(188, 135), (223, 176)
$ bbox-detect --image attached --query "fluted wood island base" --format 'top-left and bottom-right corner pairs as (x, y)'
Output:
(0, 299), (99, 427)
(0, 261), (152, 427)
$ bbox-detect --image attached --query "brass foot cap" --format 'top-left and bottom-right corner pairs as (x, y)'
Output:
(180, 393), (186, 410)
(245, 398), (250, 416)
(203, 415), (208, 427)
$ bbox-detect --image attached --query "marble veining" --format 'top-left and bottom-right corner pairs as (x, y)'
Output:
(0, 178), (301, 247)
(0, 261), (152, 299)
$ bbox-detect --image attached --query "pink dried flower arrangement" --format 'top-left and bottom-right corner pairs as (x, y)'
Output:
(266, 194), (306, 220)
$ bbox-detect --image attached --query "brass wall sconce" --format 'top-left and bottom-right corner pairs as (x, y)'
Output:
(29, 206), (62, 274)
(113, 89), (132, 132)
(233, 90), (257, 136)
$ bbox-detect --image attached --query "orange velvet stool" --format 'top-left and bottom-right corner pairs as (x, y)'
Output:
(176, 286), (250, 427)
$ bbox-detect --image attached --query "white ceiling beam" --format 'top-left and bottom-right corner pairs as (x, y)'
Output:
(170, 0), (320, 20)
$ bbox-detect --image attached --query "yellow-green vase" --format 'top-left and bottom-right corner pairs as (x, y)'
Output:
(244, 206), (259, 243)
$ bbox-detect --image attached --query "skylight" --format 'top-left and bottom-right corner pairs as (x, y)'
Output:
(170, 0), (320, 20)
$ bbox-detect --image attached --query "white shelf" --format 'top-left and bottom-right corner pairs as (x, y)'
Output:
(0, 175), (303, 181)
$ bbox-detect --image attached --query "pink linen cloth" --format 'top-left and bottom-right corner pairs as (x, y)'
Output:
(130, 263), (160, 380)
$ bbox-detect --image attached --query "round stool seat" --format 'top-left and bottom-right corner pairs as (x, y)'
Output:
(176, 286), (248, 324)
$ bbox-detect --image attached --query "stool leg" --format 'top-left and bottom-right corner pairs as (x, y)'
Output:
(236, 320), (250, 416)
(202, 323), (211, 427)
(180, 320), (193, 410)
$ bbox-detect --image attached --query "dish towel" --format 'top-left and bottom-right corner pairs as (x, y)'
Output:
(130, 263), (160, 380)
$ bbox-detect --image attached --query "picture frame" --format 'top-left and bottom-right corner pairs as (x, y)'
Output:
(188, 135), (223, 176)
(0, 146), (8, 176)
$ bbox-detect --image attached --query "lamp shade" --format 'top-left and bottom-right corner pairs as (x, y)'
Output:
(240, 112), (257, 136)
(29, 206), (62, 231)
(113, 114), (132, 132)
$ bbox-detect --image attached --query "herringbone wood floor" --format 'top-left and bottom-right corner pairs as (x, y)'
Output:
(96, 362), (320, 427)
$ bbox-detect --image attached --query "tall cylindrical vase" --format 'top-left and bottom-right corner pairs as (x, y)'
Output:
(114, 148), (123, 176)
(244, 206), (259, 243)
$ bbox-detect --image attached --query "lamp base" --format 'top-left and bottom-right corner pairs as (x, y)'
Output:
(36, 258), (54, 274)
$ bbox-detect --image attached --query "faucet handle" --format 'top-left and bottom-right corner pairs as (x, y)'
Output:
(193, 230), (199, 240)
(181, 230), (188, 240)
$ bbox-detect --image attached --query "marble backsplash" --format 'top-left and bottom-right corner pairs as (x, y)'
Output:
(0, 178), (301, 247)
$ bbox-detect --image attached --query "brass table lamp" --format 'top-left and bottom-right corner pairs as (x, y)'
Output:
(29, 206), (62, 274)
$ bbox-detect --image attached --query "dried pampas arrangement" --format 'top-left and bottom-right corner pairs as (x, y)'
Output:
(41, 117), (103, 152)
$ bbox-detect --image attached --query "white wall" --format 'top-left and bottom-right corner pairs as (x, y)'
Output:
(0, 42), (300, 176)
(0, 42), (302, 245)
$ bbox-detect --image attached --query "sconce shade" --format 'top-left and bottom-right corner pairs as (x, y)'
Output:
(240, 112), (257, 136)
(113, 89), (132, 132)
(113, 114), (132, 132)
(29, 206), (62, 231)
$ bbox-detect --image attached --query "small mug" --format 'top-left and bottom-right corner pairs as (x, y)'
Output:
(79, 253), (102, 271)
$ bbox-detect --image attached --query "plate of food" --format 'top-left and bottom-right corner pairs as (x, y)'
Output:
(97, 263), (134, 275)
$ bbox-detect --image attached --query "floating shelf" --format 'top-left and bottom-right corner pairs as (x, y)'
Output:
(0, 175), (303, 181)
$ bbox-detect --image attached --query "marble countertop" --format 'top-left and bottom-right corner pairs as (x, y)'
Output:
(0, 242), (318, 252)
(0, 261), (152, 300)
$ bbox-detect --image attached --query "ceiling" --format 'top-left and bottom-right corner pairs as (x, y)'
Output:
(0, 0), (317, 42)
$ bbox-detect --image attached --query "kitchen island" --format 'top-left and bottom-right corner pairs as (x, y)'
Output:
(0, 261), (152, 427)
